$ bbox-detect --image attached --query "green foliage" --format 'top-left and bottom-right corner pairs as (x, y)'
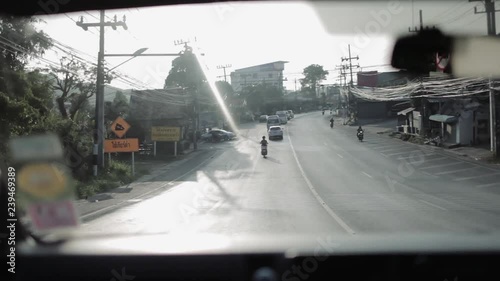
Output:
(300, 64), (329, 97)
(0, 70), (54, 162)
(105, 91), (129, 123)
(241, 83), (283, 112)
(164, 49), (206, 89)
(75, 160), (145, 199)
(0, 15), (52, 70)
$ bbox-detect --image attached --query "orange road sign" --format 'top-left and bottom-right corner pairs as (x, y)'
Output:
(111, 117), (131, 138)
(104, 138), (139, 153)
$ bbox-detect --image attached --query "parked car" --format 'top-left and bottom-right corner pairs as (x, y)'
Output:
(268, 126), (283, 140)
(201, 129), (236, 142)
(275, 111), (288, 124)
(259, 115), (268, 123)
(267, 115), (281, 129)
(287, 110), (294, 118)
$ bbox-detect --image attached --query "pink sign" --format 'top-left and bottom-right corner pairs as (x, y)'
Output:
(28, 200), (79, 230)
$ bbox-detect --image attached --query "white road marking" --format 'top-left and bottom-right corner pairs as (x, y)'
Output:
(386, 151), (412, 157)
(81, 151), (217, 220)
(362, 171), (373, 178)
(476, 182), (500, 188)
(419, 199), (447, 211)
(379, 147), (407, 153)
(287, 129), (356, 235)
(454, 172), (500, 182)
(420, 162), (463, 170)
(422, 156), (448, 163)
(371, 144), (406, 150)
(397, 154), (433, 160)
(337, 153), (344, 159)
(434, 166), (477, 175)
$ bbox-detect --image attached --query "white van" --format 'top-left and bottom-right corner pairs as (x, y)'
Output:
(275, 111), (288, 124)
(267, 115), (281, 129)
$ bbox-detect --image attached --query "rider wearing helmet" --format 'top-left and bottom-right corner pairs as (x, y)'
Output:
(260, 136), (268, 146)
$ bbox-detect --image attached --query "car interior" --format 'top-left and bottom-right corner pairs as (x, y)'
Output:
(2, 1), (500, 281)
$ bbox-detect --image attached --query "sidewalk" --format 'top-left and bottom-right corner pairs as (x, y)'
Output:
(76, 141), (207, 221)
(349, 118), (498, 165)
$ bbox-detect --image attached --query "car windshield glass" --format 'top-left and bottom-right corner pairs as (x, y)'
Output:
(3, 0), (500, 243)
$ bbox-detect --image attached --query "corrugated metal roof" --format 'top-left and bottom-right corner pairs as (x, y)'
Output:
(429, 114), (458, 123)
(398, 107), (415, 115)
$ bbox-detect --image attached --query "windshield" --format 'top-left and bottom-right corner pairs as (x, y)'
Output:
(3, 0), (500, 243)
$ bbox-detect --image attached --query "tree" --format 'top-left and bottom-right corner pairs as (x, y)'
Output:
(105, 91), (129, 123)
(241, 83), (283, 113)
(50, 55), (112, 120)
(300, 64), (329, 98)
(0, 15), (52, 161)
(215, 81), (235, 105)
(164, 48), (206, 89)
(0, 16), (52, 70)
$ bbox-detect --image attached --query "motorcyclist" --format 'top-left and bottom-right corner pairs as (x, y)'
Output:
(260, 136), (268, 146)
(330, 117), (334, 127)
(357, 126), (363, 133)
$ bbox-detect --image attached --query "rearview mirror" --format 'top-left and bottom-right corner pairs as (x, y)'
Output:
(391, 29), (500, 78)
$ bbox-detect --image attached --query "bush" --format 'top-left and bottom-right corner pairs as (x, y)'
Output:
(104, 161), (133, 184)
(75, 161), (135, 199)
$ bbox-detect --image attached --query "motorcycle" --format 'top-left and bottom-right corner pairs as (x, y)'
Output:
(322, 110), (325, 115)
(261, 145), (268, 158)
(330, 120), (334, 128)
(357, 131), (364, 142)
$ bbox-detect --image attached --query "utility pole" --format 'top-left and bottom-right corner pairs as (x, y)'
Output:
(217, 64), (232, 82)
(341, 44), (359, 86)
(470, 0), (500, 35)
(470, 0), (500, 156)
(408, 10), (436, 33)
(489, 78), (497, 154)
(76, 12), (127, 176)
(341, 45), (359, 123)
(174, 40), (199, 150)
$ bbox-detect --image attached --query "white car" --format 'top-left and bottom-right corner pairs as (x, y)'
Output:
(275, 111), (288, 124)
(267, 115), (281, 129)
(268, 126), (283, 140)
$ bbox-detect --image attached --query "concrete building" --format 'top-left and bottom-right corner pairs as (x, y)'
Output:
(230, 61), (288, 92)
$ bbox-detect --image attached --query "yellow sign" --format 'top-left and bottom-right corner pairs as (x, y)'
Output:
(18, 163), (68, 199)
(104, 138), (139, 153)
(110, 117), (131, 138)
(151, 127), (181, 142)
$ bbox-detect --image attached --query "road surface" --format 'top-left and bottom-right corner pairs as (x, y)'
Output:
(80, 112), (500, 236)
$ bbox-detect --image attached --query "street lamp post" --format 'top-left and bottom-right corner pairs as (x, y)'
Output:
(106, 47), (148, 73)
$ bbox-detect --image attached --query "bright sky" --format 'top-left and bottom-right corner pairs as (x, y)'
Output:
(36, 0), (490, 91)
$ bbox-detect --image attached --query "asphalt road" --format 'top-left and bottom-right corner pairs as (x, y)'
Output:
(80, 112), (500, 237)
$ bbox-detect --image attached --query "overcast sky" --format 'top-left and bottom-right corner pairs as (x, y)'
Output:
(37, 0), (491, 90)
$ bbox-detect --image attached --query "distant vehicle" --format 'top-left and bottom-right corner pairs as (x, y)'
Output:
(201, 129), (236, 142)
(268, 126), (283, 140)
(287, 110), (294, 118)
(259, 115), (268, 123)
(275, 111), (288, 124)
(267, 115), (281, 129)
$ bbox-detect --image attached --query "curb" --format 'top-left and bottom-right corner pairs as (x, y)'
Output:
(79, 149), (217, 223)
(370, 130), (500, 170)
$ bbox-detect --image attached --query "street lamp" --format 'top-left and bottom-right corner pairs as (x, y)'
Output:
(107, 47), (148, 72)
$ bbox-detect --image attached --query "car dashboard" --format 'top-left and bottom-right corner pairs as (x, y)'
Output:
(16, 233), (500, 281)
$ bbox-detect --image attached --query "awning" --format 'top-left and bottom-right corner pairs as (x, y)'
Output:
(397, 107), (415, 116)
(427, 98), (449, 103)
(429, 114), (458, 123)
